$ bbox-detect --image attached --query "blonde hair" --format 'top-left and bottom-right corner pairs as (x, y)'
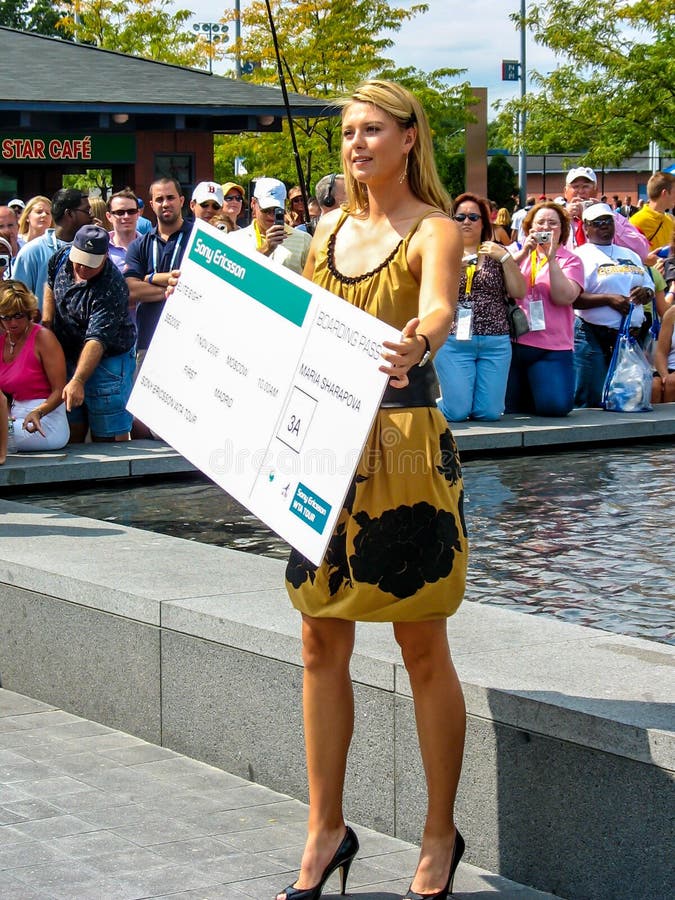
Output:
(495, 207), (511, 227)
(0, 279), (39, 320)
(17, 195), (52, 238)
(88, 197), (111, 231)
(339, 80), (451, 214)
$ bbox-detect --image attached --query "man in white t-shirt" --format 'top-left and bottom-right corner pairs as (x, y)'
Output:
(573, 203), (654, 407)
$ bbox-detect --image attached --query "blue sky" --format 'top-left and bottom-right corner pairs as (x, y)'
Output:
(183, 0), (560, 114)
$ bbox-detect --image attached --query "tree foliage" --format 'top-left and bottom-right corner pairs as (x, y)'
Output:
(63, 168), (113, 199)
(57, 0), (202, 67)
(216, 0), (474, 193)
(487, 155), (518, 210)
(494, 0), (675, 166)
(0, 0), (67, 35)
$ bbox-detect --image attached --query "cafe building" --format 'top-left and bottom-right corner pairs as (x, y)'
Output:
(0, 27), (333, 203)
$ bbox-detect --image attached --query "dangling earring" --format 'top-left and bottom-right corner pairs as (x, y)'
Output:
(399, 154), (408, 184)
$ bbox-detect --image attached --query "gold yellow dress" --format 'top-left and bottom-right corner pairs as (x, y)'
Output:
(285, 212), (468, 621)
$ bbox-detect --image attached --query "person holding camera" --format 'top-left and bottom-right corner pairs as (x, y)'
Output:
(435, 192), (526, 422)
(505, 201), (584, 417)
(227, 177), (311, 275)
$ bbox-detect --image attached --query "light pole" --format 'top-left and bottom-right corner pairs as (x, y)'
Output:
(193, 22), (229, 75)
(518, 0), (527, 207)
(234, 0), (241, 79)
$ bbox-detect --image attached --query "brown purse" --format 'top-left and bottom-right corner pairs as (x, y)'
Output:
(651, 373), (675, 404)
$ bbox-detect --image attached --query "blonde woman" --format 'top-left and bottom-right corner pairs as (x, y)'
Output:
(17, 196), (52, 243)
(88, 197), (111, 230)
(493, 206), (512, 244)
(278, 80), (467, 900)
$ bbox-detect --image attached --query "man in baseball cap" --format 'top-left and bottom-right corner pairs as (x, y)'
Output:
(563, 166), (649, 260)
(70, 223), (109, 269)
(253, 177), (286, 210)
(48, 223), (136, 443)
(190, 181), (224, 225)
(227, 176), (311, 274)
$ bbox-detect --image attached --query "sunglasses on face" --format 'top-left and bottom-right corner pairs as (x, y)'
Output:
(110, 208), (139, 217)
(0, 312), (27, 321)
(224, 195), (242, 202)
(453, 213), (481, 222)
(199, 201), (221, 210)
(587, 217), (613, 227)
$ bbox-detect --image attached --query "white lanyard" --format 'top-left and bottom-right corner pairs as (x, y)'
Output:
(152, 230), (184, 274)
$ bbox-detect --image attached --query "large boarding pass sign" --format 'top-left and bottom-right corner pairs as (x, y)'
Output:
(128, 220), (400, 565)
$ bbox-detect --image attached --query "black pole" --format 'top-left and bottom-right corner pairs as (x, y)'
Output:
(263, 0), (312, 231)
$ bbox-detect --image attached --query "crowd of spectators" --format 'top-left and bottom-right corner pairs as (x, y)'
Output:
(1, 166), (674, 462)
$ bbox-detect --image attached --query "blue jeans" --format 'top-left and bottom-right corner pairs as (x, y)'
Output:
(506, 344), (575, 417)
(574, 318), (611, 408)
(67, 347), (135, 437)
(436, 333), (512, 421)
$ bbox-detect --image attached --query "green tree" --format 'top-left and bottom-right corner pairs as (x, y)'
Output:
(438, 153), (465, 200)
(494, 0), (674, 166)
(216, 1), (473, 193)
(487, 155), (518, 209)
(0, 0), (28, 28)
(63, 169), (113, 199)
(0, 0), (68, 34)
(57, 0), (202, 67)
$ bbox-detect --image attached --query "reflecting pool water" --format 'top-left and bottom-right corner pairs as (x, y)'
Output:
(12, 442), (674, 645)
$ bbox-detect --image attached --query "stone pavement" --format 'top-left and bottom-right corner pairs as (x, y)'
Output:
(0, 690), (557, 900)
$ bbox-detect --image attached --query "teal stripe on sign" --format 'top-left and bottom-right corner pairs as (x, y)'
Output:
(188, 230), (310, 327)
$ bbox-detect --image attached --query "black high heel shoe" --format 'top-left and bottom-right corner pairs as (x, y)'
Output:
(404, 830), (465, 899)
(275, 825), (359, 900)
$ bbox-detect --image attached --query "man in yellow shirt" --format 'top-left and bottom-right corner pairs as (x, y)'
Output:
(630, 172), (674, 252)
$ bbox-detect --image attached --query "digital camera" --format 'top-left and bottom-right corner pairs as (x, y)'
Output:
(533, 232), (551, 244)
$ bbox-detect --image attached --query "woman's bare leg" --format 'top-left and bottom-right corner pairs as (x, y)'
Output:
(276, 614), (355, 899)
(394, 619), (466, 895)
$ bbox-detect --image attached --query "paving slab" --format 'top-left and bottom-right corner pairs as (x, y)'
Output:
(0, 689), (556, 899)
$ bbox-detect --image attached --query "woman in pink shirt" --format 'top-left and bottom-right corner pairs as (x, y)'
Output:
(0, 280), (68, 461)
(505, 202), (584, 416)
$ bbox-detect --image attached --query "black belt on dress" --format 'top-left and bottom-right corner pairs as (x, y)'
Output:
(380, 362), (439, 408)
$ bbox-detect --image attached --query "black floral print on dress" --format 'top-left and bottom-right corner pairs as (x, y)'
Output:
(350, 501), (462, 599)
(286, 551), (317, 590)
(437, 429), (462, 485)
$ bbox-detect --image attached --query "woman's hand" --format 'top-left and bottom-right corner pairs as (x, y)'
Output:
(478, 240), (509, 262)
(22, 409), (45, 437)
(520, 232), (538, 254)
(380, 317), (425, 388)
(544, 229), (559, 260)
